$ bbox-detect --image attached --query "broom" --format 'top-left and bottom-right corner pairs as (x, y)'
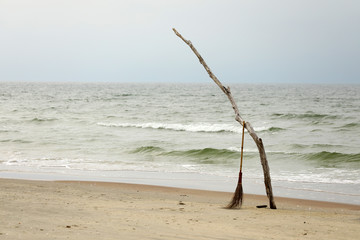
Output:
(227, 121), (246, 209)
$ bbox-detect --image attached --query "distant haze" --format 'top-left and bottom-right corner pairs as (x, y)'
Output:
(1, 0), (359, 84)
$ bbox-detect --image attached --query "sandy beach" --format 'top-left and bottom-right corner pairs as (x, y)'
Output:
(0, 178), (359, 240)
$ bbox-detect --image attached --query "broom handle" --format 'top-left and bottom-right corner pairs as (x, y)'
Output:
(240, 121), (245, 171)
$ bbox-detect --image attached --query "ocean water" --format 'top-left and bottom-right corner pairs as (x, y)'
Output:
(0, 82), (359, 204)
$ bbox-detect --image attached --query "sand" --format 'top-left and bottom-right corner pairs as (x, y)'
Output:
(0, 178), (359, 240)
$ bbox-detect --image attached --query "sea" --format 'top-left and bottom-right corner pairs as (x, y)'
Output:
(0, 82), (359, 205)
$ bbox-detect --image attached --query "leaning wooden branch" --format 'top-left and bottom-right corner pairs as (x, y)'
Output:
(173, 28), (277, 209)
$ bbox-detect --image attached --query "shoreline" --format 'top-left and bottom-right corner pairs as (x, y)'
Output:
(1, 170), (359, 206)
(1, 178), (359, 239)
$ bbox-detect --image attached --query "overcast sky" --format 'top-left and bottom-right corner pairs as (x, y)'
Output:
(1, 0), (359, 84)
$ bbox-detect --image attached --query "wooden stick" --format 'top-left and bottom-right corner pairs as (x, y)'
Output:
(240, 121), (245, 172)
(173, 28), (277, 209)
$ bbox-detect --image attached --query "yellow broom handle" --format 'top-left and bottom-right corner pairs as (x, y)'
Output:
(240, 121), (245, 171)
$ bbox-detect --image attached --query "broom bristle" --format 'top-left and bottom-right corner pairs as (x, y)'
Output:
(226, 183), (243, 209)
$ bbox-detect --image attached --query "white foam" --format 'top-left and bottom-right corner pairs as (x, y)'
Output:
(272, 169), (360, 185)
(97, 122), (273, 134)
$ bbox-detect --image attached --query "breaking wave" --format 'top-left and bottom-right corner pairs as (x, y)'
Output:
(98, 122), (283, 134)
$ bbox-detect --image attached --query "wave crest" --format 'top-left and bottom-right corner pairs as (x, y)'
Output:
(98, 122), (280, 134)
(131, 146), (240, 164)
(272, 112), (338, 120)
(306, 151), (360, 163)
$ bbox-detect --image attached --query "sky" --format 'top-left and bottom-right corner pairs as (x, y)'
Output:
(1, 0), (359, 84)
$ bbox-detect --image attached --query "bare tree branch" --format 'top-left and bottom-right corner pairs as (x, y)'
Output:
(173, 28), (276, 209)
